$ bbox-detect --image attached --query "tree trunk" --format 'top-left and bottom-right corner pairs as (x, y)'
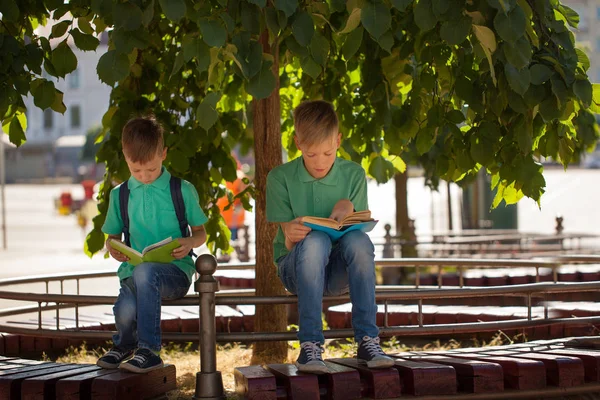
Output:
(250, 30), (288, 364)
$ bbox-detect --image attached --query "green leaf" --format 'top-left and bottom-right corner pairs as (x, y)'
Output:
(247, 62), (276, 99)
(113, 3), (143, 31)
(494, 5), (526, 43)
(377, 30), (394, 53)
(539, 96), (560, 122)
(70, 29), (100, 51)
(361, 2), (391, 39)
(416, 126), (436, 155)
(573, 79), (592, 108)
(529, 63), (553, 84)
(486, 0), (516, 13)
(310, 32), (329, 67)
(248, 0), (266, 7)
(504, 63), (530, 96)
(97, 50), (130, 86)
(0, 0), (20, 22)
(470, 123), (497, 165)
(292, 11), (314, 47)
(502, 36), (531, 70)
(446, 109), (465, 124)
(274, 0), (298, 18)
(170, 52), (185, 78)
(300, 56), (321, 79)
(51, 42), (78, 77)
(342, 26), (363, 60)
(551, 78), (568, 107)
(265, 7), (281, 35)
(8, 112), (26, 147)
(241, 2), (261, 35)
(199, 19), (227, 47)
(414, 0), (437, 32)
(432, 0), (449, 17)
(169, 149), (190, 173)
(558, 4), (579, 28)
(576, 48), (590, 72)
(339, 7), (361, 34)
(159, 0), (186, 22)
(392, 0), (412, 12)
(142, 0), (155, 26)
(51, 21), (71, 38)
(31, 79), (56, 110)
(77, 17), (95, 34)
(440, 15), (471, 46)
(51, 90), (67, 114)
(513, 115), (532, 154)
(197, 97), (219, 131)
(368, 156), (395, 184)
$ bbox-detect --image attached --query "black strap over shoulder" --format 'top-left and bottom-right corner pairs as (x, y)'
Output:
(118, 181), (131, 247)
(119, 176), (195, 258)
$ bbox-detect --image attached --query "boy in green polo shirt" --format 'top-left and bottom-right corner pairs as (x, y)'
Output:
(97, 116), (208, 373)
(266, 100), (394, 374)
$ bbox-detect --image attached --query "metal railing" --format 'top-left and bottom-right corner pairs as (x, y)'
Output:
(2, 255), (600, 399)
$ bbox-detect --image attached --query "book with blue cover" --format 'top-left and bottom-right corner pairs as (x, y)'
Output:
(301, 210), (378, 241)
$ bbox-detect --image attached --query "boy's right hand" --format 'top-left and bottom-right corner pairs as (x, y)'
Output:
(106, 239), (129, 262)
(281, 217), (311, 245)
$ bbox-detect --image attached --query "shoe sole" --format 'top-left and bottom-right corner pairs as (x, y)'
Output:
(119, 362), (164, 374)
(96, 360), (120, 369)
(294, 361), (329, 374)
(358, 358), (396, 369)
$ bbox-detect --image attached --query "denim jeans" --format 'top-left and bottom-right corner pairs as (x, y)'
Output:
(277, 230), (379, 344)
(112, 262), (190, 352)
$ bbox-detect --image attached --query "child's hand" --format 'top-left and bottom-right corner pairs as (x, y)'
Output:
(172, 237), (194, 259)
(281, 217), (311, 244)
(329, 199), (354, 222)
(107, 240), (129, 262)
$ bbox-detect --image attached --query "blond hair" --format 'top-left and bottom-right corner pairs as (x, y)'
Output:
(121, 115), (164, 163)
(293, 100), (339, 148)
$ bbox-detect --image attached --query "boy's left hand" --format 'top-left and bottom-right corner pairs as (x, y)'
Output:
(172, 237), (194, 259)
(329, 199), (354, 222)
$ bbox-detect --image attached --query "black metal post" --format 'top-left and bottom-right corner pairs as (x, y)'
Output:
(193, 254), (225, 400)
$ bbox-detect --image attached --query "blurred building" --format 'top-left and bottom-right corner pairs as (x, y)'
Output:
(6, 21), (110, 183)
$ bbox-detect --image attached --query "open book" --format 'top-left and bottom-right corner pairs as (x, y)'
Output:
(108, 237), (181, 266)
(301, 210), (378, 241)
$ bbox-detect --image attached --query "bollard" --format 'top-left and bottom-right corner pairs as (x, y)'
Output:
(193, 254), (225, 400)
(382, 224), (394, 259)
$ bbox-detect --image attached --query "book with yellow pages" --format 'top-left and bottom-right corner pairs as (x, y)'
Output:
(301, 210), (378, 241)
(108, 237), (181, 266)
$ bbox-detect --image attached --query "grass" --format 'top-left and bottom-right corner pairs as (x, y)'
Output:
(47, 332), (523, 400)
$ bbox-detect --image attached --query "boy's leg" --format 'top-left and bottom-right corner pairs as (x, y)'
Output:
(131, 262), (190, 351)
(328, 230), (394, 368)
(97, 278), (136, 369)
(278, 230), (332, 344)
(278, 231), (332, 374)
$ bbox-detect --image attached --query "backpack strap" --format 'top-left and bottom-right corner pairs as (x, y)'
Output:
(119, 181), (131, 247)
(170, 177), (196, 257)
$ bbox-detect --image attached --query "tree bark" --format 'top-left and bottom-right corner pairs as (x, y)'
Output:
(250, 30), (288, 364)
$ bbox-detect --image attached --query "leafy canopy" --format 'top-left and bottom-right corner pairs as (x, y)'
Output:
(1, 0), (598, 255)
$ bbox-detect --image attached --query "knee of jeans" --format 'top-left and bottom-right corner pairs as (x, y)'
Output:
(341, 231), (374, 254)
(132, 262), (156, 286)
(114, 297), (136, 326)
(299, 231), (332, 256)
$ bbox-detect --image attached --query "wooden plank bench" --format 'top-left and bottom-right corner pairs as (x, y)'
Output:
(328, 358), (401, 399)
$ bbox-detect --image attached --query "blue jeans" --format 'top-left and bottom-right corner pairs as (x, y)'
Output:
(277, 230), (379, 344)
(112, 262), (190, 352)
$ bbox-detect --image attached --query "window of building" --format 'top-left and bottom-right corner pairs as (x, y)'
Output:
(70, 105), (81, 128)
(597, 7), (600, 21)
(43, 109), (53, 130)
(69, 68), (80, 89)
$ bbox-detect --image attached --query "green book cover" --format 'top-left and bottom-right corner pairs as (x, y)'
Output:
(109, 237), (181, 266)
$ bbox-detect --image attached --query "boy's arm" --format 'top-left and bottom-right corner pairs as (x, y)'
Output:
(102, 186), (128, 262)
(106, 234), (129, 262)
(280, 219), (311, 250)
(172, 225), (206, 259)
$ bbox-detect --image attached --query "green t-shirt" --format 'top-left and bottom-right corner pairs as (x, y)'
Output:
(266, 157), (368, 263)
(102, 167), (208, 282)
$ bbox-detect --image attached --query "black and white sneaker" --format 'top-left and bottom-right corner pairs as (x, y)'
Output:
(357, 336), (395, 368)
(96, 347), (134, 369)
(119, 348), (164, 373)
(295, 341), (328, 374)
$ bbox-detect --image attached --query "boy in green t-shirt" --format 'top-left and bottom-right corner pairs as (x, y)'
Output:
(97, 116), (208, 373)
(266, 100), (394, 374)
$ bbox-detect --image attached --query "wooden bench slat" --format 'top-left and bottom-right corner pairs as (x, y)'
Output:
(56, 369), (121, 400)
(234, 365), (277, 400)
(90, 364), (176, 400)
(21, 364), (99, 400)
(393, 358), (457, 395)
(322, 361), (362, 400)
(266, 363), (320, 400)
(0, 364), (81, 400)
(327, 358), (401, 399)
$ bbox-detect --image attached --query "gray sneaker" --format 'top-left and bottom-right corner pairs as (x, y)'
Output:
(295, 341), (329, 374)
(357, 336), (395, 368)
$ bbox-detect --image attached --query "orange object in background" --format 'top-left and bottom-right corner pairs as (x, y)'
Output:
(81, 180), (96, 200)
(217, 174), (246, 240)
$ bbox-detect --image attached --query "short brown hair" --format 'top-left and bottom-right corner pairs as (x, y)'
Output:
(293, 100), (339, 147)
(121, 116), (164, 163)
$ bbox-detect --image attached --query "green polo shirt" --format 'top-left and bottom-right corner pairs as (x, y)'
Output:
(266, 157), (368, 264)
(102, 167), (208, 282)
